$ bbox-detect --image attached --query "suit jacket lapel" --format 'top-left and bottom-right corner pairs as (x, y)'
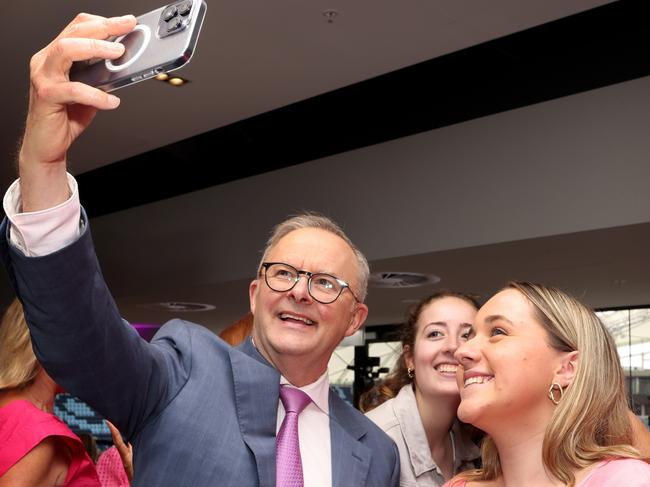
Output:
(230, 338), (280, 487)
(329, 391), (371, 487)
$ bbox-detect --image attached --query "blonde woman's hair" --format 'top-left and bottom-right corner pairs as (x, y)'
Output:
(257, 212), (370, 302)
(0, 299), (40, 390)
(454, 281), (639, 487)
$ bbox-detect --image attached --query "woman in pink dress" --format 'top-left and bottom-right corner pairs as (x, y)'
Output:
(444, 282), (650, 487)
(0, 299), (107, 486)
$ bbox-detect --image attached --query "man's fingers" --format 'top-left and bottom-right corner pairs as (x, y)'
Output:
(34, 81), (120, 110)
(58, 13), (107, 39)
(41, 37), (127, 76)
(61, 15), (137, 42)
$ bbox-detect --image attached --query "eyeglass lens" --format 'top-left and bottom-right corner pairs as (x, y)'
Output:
(264, 263), (342, 303)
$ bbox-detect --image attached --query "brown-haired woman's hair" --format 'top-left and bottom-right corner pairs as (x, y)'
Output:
(0, 299), (40, 390)
(359, 291), (480, 413)
(454, 281), (640, 487)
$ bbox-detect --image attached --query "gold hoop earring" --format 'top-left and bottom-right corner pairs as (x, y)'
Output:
(548, 382), (563, 405)
(407, 367), (415, 379)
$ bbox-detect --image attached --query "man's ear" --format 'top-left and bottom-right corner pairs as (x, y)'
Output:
(249, 279), (259, 315)
(553, 350), (579, 388)
(344, 302), (368, 337)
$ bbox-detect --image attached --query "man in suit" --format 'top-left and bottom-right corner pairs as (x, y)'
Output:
(0, 13), (399, 487)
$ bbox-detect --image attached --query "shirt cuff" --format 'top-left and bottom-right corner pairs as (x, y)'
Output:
(3, 173), (82, 257)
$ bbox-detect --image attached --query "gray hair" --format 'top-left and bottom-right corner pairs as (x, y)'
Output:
(257, 212), (369, 302)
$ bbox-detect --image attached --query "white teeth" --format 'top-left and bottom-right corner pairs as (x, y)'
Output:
(280, 313), (315, 325)
(464, 376), (493, 387)
(436, 364), (458, 373)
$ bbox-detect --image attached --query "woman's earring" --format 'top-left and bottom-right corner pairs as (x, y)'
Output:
(407, 367), (415, 379)
(548, 382), (563, 405)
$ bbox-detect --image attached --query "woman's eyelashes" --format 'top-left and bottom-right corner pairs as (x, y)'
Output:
(427, 329), (444, 339)
(489, 326), (507, 337)
(425, 327), (473, 341)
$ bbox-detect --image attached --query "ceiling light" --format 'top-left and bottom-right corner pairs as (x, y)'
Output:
(140, 301), (216, 312)
(168, 77), (185, 86)
(369, 272), (440, 289)
(322, 9), (339, 23)
(155, 72), (169, 81)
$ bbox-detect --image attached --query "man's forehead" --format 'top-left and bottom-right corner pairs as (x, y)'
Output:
(266, 228), (356, 272)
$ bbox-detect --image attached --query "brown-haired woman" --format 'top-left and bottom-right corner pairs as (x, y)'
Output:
(363, 291), (483, 486)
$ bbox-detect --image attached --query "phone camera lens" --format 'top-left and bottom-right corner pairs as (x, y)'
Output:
(162, 6), (178, 21)
(178, 1), (192, 16)
(167, 16), (182, 31)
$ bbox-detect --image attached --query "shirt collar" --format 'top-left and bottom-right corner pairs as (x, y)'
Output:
(393, 384), (480, 477)
(451, 419), (481, 465)
(393, 384), (435, 476)
(280, 370), (330, 415)
(250, 336), (331, 415)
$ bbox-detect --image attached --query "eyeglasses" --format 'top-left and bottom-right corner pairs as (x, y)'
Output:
(260, 262), (360, 304)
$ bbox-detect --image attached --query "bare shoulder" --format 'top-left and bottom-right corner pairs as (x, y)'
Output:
(0, 436), (71, 487)
(465, 480), (500, 487)
(445, 479), (500, 487)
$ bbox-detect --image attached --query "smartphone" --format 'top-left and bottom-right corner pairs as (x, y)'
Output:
(70, 0), (207, 92)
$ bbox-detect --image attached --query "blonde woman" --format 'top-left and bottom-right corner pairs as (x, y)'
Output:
(445, 282), (650, 487)
(0, 299), (131, 486)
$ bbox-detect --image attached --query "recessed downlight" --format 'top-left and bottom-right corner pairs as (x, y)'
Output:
(168, 77), (185, 86)
(154, 74), (189, 86)
(140, 301), (215, 312)
(369, 272), (440, 289)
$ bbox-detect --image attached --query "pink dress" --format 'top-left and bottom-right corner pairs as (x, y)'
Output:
(95, 446), (130, 487)
(0, 399), (101, 486)
(577, 459), (650, 486)
(443, 458), (650, 486)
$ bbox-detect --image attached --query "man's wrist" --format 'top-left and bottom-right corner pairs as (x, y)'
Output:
(4, 173), (81, 257)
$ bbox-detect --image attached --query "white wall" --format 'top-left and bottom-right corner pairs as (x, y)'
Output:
(91, 75), (650, 290)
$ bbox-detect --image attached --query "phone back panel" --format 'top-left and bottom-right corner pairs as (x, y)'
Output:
(70, 0), (206, 92)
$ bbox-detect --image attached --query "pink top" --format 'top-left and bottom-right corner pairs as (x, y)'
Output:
(442, 458), (650, 487)
(95, 446), (130, 487)
(0, 399), (101, 486)
(443, 458), (650, 486)
(577, 459), (650, 486)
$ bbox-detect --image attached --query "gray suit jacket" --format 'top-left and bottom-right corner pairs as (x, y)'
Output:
(0, 214), (399, 487)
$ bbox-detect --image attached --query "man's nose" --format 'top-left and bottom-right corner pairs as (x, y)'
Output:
(288, 275), (312, 303)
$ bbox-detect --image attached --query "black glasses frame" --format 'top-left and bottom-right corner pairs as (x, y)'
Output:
(260, 262), (360, 304)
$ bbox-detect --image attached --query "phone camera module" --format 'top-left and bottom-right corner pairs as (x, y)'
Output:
(162, 6), (178, 21)
(178, 1), (192, 16)
(167, 16), (183, 32)
(159, 1), (193, 37)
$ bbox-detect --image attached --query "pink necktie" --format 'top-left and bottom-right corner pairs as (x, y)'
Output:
(276, 386), (312, 487)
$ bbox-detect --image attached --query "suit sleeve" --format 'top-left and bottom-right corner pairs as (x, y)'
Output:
(389, 440), (400, 487)
(0, 212), (190, 440)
